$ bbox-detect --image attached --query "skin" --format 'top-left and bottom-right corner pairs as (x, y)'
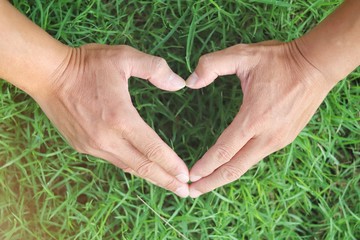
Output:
(1, 0), (359, 199)
(187, 0), (360, 198)
(0, 0), (190, 198)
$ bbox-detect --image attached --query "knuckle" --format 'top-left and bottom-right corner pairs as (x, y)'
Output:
(287, 134), (297, 145)
(162, 178), (178, 191)
(246, 121), (258, 135)
(118, 122), (134, 139)
(213, 144), (234, 164)
(246, 119), (262, 134)
(102, 111), (122, 128)
(198, 54), (211, 69)
(167, 162), (182, 175)
(151, 57), (168, 73)
(113, 45), (133, 62)
(136, 161), (154, 177)
(144, 142), (166, 162)
(220, 165), (244, 182)
(268, 129), (290, 149)
(117, 44), (131, 54)
(81, 124), (107, 153)
(271, 139), (285, 150)
(73, 138), (98, 154)
(225, 44), (245, 56)
(86, 137), (104, 152)
(234, 43), (247, 49)
(118, 44), (129, 50)
(73, 144), (86, 154)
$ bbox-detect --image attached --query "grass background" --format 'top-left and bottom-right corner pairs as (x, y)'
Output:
(1, 0), (359, 239)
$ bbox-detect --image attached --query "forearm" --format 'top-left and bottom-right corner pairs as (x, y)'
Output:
(0, 1), (70, 98)
(295, 0), (360, 84)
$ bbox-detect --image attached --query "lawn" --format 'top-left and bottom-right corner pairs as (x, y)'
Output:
(1, 0), (359, 239)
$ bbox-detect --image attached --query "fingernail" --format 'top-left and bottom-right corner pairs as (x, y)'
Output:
(175, 186), (189, 198)
(186, 72), (198, 88)
(169, 73), (186, 89)
(176, 173), (189, 183)
(190, 175), (202, 182)
(189, 188), (202, 198)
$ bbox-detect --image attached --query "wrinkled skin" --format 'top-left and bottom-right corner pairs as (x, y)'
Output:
(35, 44), (190, 197)
(187, 41), (335, 197)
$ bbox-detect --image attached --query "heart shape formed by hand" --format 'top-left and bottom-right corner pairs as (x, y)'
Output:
(131, 73), (241, 173)
(129, 40), (332, 198)
(39, 42), (332, 198)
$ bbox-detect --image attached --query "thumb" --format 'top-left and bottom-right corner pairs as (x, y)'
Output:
(186, 45), (245, 89)
(124, 46), (185, 91)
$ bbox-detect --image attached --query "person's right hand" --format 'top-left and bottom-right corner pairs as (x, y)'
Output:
(33, 44), (190, 197)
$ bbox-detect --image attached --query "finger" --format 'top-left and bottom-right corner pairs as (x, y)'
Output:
(123, 116), (190, 184)
(189, 138), (266, 198)
(89, 141), (163, 184)
(123, 46), (185, 91)
(185, 41), (283, 89)
(189, 111), (255, 182)
(94, 149), (161, 185)
(111, 139), (189, 198)
(186, 45), (243, 89)
(253, 40), (282, 46)
(89, 148), (138, 176)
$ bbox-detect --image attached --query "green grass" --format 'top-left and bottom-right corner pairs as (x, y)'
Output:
(1, 0), (359, 239)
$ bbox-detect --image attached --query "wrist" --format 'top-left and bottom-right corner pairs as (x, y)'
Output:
(8, 43), (74, 102)
(26, 43), (73, 100)
(0, 1), (73, 100)
(278, 40), (334, 97)
(291, 0), (360, 85)
(292, 37), (353, 86)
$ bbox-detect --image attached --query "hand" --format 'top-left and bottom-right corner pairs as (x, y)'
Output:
(186, 40), (335, 198)
(34, 44), (190, 197)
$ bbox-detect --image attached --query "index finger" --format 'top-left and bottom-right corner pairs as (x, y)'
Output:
(189, 138), (266, 198)
(189, 111), (255, 182)
(186, 45), (244, 89)
(124, 115), (189, 183)
(123, 46), (186, 91)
